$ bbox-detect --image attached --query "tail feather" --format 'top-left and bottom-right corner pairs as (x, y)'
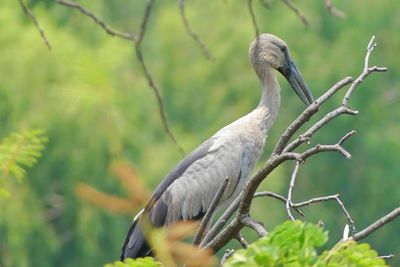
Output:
(120, 220), (152, 260)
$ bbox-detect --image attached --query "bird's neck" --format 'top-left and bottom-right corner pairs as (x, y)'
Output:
(257, 68), (281, 120)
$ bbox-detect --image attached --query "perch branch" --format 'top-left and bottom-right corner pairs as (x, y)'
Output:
(54, 0), (134, 40)
(19, 0), (51, 50)
(179, 0), (214, 60)
(193, 178), (229, 245)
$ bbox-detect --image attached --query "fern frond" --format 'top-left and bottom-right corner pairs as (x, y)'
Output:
(0, 129), (47, 182)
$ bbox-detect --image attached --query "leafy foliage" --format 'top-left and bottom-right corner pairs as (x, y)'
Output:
(0, 129), (47, 197)
(105, 257), (162, 267)
(224, 221), (387, 267)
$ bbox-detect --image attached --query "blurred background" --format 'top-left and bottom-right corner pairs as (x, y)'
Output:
(0, 0), (399, 266)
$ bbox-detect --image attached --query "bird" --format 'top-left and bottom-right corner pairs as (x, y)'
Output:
(120, 33), (314, 260)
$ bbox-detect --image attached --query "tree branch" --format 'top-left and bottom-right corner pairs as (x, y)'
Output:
(293, 194), (356, 238)
(54, 0), (134, 40)
(240, 214), (267, 237)
(178, 0), (214, 60)
(248, 0), (260, 36)
(135, 0), (185, 155)
(343, 36), (387, 106)
(19, 0), (51, 50)
(286, 161), (300, 220)
(354, 207), (400, 241)
(324, 0), (346, 18)
(281, 0), (309, 26)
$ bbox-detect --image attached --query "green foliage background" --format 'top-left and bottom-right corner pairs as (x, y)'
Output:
(0, 0), (399, 266)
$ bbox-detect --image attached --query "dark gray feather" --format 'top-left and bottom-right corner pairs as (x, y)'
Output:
(149, 138), (215, 206)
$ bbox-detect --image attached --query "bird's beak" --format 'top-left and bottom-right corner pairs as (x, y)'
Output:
(279, 58), (314, 106)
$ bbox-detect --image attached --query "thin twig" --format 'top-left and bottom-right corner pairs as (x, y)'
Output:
(254, 191), (304, 216)
(343, 36), (387, 106)
(54, 0), (134, 40)
(281, 0), (309, 26)
(248, 0), (260, 36)
(293, 194), (356, 237)
(179, 0), (214, 60)
(354, 207), (400, 241)
(193, 178), (229, 246)
(135, 0), (185, 155)
(286, 161), (300, 220)
(378, 254), (394, 260)
(324, 0), (346, 18)
(18, 0), (51, 50)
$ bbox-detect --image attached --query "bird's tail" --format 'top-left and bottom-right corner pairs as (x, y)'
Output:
(120, 210), (151, 260)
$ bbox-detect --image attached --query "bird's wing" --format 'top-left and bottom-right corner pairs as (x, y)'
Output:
(150, 135), (243, 225)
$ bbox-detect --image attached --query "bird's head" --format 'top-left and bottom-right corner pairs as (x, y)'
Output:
(249, 33), (314, 106)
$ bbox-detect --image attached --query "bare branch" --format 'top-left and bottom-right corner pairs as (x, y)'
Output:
(240, 214), (268, 237)
(193, 178), (229, 246)
(284, 105), (357, 153)
(135, 0), (185, 155)
(286, 161), (300, 220)
(54, 0), (134, 41)
(272, 76), (353, 156)
(293, 194), (356, 237)
(343, 36), (388, 106)
(378, 254), (394, 260)
(324, 0), (346, 18)
(19, 0), (51, 50)
(254, 191), (304, 216)
(281, 0), (309, 26)
(248, 0), (260, 36)
(178, 0), (214, 60)
(354, 207), (400, 241)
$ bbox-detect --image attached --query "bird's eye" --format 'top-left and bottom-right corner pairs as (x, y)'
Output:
(280, 46), (286, 53)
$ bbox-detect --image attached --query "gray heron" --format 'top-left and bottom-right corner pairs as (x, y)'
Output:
(120, 33), (314, 260)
